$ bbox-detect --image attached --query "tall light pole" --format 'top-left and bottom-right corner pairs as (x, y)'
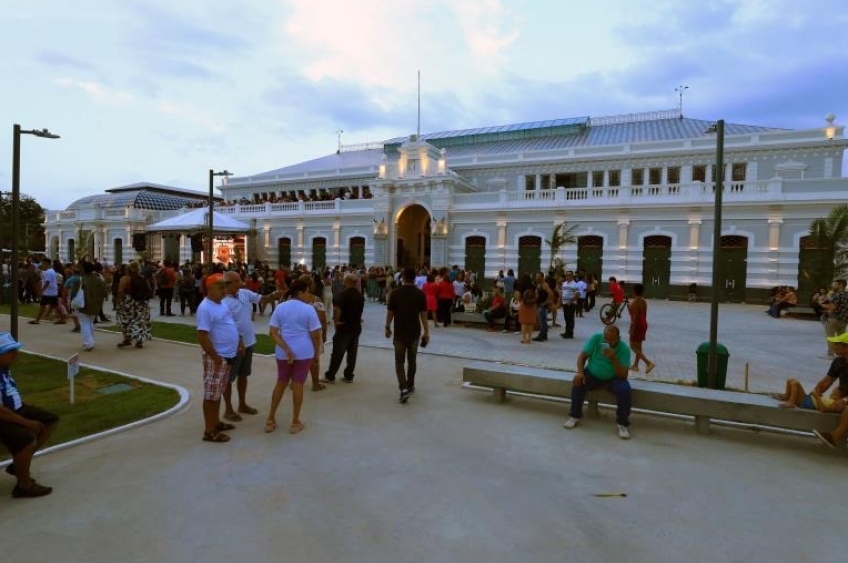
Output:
(705, 119), (725, 389)
(675, 85), (689, 118)
(207, 169), (232, 269)
(11, 124), (59, 340)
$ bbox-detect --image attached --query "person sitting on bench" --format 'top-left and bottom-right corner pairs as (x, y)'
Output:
(812, 332), (848, 448)
(483, 287), (507, 331)
(773, 377), (847, 412)
(0, 332), (58, 498)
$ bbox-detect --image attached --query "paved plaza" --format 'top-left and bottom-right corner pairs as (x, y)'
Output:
(0, 299), (844, 562)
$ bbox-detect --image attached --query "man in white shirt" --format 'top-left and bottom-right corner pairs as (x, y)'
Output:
(28, 258), (65, 325)
(221, 271), (279, 422)
(196, 273), (241, 443)
(560, 271), (579, 339)
(414, 269), (427, 290)
(575, 274), (588, 318)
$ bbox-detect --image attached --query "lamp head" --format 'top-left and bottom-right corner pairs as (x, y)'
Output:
(24, 128), (60, 139)
(704, 122), (719, 134)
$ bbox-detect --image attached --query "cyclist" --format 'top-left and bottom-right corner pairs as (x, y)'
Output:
(603, 277), (625, 322)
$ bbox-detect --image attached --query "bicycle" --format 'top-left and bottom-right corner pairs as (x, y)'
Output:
(599, 297), (629, 325)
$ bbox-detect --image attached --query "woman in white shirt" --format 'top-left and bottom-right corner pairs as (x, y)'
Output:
(266, 278), (322, 434)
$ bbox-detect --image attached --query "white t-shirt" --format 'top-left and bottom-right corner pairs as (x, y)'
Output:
(575, 280), (587, 299)
(453, 280), (465, 298)
(196, 298), (240, 358)
(41, 268), (59, 297)
(269, 299), (321, 361)
(223, 289), (262, 347)
(414, 275), (427, 290)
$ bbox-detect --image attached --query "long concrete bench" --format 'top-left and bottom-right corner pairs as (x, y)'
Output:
(462, 360), (840, 434)
(451, 312), (489, 327)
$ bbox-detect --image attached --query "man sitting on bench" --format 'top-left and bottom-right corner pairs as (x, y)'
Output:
(812, 332), (848, 448)
(483, 287), (507, 332)
(563, 325), (633, 439)
(0, 332), (58, 498)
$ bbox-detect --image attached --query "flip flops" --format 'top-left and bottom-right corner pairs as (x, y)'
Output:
(264, 420), (277, 433)
(215, 422), (236, 432)
(202, 431), (230, 443)
(289, 422), (305, 434)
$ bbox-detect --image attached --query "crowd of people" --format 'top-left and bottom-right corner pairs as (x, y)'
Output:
(182, 187), (374, 210)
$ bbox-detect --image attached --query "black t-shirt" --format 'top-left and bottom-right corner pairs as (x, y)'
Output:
(388, 284), (427, 340)
(335, 287), (365, 332)
(828, 356), (848, 393)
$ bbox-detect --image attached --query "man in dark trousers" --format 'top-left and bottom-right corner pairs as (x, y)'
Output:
(323, 273), (365, 383)
(385, 268), (430, 403)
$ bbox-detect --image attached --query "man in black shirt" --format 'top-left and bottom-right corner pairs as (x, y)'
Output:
(323, 273), (365, 383)
(812, 332), (848, 448)
(385, 268), (430, 403)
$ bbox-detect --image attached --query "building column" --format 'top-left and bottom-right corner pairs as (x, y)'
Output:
(535, 174), (542, 193)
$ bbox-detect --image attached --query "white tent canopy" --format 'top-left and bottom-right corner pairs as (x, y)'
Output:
(146, 208), (249, 233)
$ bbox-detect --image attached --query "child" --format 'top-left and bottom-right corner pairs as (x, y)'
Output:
(774, 378), (847, 412)
(0, 332), (58, 498)
(519, 289), (537, 344)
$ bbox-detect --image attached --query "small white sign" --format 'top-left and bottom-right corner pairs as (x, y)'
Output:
(67, 353), (80, 380)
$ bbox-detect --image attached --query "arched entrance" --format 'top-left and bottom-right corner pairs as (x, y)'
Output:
(642, 235), (672, 299)
(718, 235), (748, 302)
(396, 205), (431, 269)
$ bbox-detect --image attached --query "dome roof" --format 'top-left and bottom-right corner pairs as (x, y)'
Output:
(65, 182), (209, 211)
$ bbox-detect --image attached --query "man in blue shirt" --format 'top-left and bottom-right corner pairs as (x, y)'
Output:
(0, 332), (58, 497)
(563, 325), (633, 439)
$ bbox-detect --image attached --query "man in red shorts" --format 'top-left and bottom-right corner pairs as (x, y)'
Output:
(196, 274), (242, 443)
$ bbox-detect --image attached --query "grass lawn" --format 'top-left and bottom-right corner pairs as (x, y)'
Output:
(100, 322), (276, 355)
(0, 302), (41, 319)
(1, 352), (180, 460)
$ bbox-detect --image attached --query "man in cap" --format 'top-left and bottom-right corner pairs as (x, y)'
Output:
(812, 332), (848, 448)
(0, 332), (58, 497)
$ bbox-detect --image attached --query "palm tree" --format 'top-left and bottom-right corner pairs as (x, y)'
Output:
(545, 221), (579, 276)
(807, 203), (848, 285)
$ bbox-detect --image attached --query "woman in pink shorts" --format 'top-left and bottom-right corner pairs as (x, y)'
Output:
(266, 279), (323, 434)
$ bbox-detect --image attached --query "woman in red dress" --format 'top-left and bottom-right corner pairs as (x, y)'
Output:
(422, 273), (439, 327)
(628, 283), (655, 374)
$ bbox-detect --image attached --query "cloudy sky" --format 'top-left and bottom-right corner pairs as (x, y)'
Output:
(1, 0), (846, 210)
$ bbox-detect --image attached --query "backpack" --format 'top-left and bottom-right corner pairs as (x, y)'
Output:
(130, 275), (153, 301)
(155, 268), (169, 287)
(522, 289), (537, 306)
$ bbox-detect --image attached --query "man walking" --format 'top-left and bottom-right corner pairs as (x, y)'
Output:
(323, 273), (365, 383)
(196, 274), (241, 443)
(385, 268), (430, 403)
(156, 260), (177, 316)
(28, 258), (65, 325)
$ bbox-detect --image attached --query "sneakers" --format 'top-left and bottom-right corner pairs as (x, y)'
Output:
(399, 389), (410, 403)
(617, 424), (631, 440)
(813, 429), (836, 449)
(12, 482), (53, 498)
(563, 417), (580, 429)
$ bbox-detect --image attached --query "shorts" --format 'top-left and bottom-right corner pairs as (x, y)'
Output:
(0, 404), (59, 455)
(800, 394), (816, 410)
(229, 345), (254, 382)
(276, 358), (312, 386)
(202, 352), (233, 401)
(40, 295), (59, 307)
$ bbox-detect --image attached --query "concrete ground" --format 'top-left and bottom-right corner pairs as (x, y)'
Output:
(0, 299), (843, 563)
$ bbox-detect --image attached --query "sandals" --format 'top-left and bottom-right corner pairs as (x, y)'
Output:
(289, 421), (305, 434)
(202, 431), (230, 443)
(223, 412), (243, 422)
(264, 420), (277, 433)
(237, 406), (259, 415)
(27, 320), (39, 325)
(215, 422), (236, 432)
(312, 383), (326, 392)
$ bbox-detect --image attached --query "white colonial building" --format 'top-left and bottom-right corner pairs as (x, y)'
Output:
(45, 109), (847, 303)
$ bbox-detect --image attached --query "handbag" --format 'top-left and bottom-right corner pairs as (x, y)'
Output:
(71, 279), (86, 311)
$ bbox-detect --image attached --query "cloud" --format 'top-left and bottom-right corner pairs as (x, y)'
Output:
(36, 51), (94, 70)
(56, 77), (135, 106)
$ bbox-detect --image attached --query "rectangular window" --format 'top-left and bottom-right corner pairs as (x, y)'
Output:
(592, 171), (604, 187)
(631, 168), (644, 186)
(525, 175), (534, 191)
(608, 170), (621, 187)
(711, 164), (727, 182)
(540, 174), (551, 189)
(407, 159), (418, 172)
(667, 167), (680, 184)
(732, 163), (747, 181)
(649, 167), (662, 185)
(692, 165), (707, 182)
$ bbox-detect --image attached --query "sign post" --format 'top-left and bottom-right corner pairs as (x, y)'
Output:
(67, 353), (79, 404)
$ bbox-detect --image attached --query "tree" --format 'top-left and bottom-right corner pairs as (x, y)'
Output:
(807, 203), (848, 284)
(545, 220), (579, 277)
(0, 195), (46, 255)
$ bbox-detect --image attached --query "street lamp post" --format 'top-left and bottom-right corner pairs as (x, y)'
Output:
(207, 169), (232, 269)
(10, 124), (59, 340)
(706, 119), (725, 389)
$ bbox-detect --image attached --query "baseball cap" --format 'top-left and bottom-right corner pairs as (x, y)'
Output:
(0, 332), (22, 355)
(826, 332), (848, 345)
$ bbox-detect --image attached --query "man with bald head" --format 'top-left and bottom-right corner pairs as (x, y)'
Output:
(221, 271), (281, 421)
(323, 272), (365, 383)
(563, 325), (634, 439)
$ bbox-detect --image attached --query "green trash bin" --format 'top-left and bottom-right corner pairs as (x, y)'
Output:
(696, 342), (729, 389)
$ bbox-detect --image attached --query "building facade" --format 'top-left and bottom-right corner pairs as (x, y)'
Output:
(45, 109), (848, 303)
